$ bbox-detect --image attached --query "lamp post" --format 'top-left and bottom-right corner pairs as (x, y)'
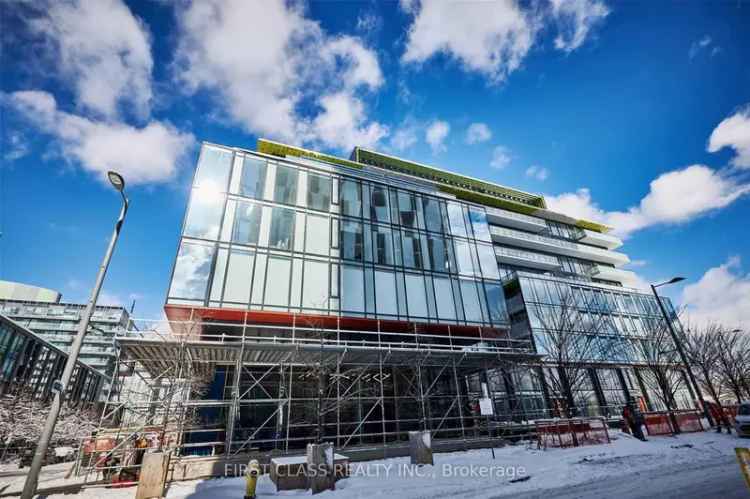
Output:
(21, 172), (129, 499)
(650, 277), (714, 427)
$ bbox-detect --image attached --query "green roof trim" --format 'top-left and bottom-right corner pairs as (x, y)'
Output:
(257, 138), (364, 170)
(437, 185), (540, 215)
(574, 219), (612, 233)
(353, 147), (546, 209)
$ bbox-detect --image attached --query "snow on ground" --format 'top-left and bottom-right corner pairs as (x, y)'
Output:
(23, 431), (748, 499)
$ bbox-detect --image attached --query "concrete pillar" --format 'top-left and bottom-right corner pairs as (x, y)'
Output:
(408, 430), (433, 466)
(306, 442), (335, 494)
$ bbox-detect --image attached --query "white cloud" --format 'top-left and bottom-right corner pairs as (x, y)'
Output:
(390, 120), (420, 152)
(550, 0), (610, 53)
(3, 131), (29, 161)
(425, 120), (450, 154)
(682, 256), (750, 328)
(465, 123), (492, 144)
(29, 0), (153, 120)
(490, 146), (512, 169)
(174, 0), (386, 152)
(9, 90), (194, 185)
(626, 259), (648, 268)
(400, 0), (536, 83)
(707, 104), (750, 169)
(689, 35), (714, 60)
(546, 165), (750, 238)
(526, 164), (549, 181)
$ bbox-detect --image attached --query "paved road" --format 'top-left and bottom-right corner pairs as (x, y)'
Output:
(504, 455), (749, 499)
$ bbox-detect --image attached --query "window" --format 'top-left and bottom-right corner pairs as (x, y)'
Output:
(422, 197), (443, 233)
(307, 173), (331, 211)
(372, 225), (394, 265)
(340, 179), (362, 217)
(239, 156), (267, 199)
(264, 257), (291, 306)
(427, 235), (451, 272)
(232, 201), (262, 245)
(461, 281), (483, 322)
(269, 207), (295, 250)
(484, 283), (508, 324)
(476, 244), (499, 279)
(397, 191), (418, 227)
(433, 277), (455, 320)
(302, 261), (329, 309)
(341, 220), (363, 260)
(341, 265), (365, 313)
(223, 249), (254, 303)
(369, 185), (390, 222)
(274, 165), (298, 205)
(405, 274), (428, 318)
(194, 145), (232, 190)
(305, 215), (330, 256)
(169, 241), (215, 300)
(468, 209), (491, 242)
(447, 202), (467, 238)
(454, 240), (475, 276)
(184, 188), (224, 240)
(401, 231), (423, 269)
(375, 270), (398, 316)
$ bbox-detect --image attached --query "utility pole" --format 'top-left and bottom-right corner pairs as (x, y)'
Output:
(21, 172), (129, 499)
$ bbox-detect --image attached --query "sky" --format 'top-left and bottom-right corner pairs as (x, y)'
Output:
(1, 0), (749, 327)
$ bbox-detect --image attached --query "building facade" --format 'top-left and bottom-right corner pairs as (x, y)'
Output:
(0, 314), (106, 403)
(149, 139), (694, 454)
(0, 281), (130, 379)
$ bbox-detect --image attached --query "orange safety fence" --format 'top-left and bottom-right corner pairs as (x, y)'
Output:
(643, 412), (673, 436)
(536, 417), (610, 449)
(674, 410), (704, 433)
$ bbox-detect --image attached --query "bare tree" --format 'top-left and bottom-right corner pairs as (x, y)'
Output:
(714, 329), (750, 404)
(530, 291), (621, 418)
(631, 316), (687, 433)
(683, 323), (731, 429)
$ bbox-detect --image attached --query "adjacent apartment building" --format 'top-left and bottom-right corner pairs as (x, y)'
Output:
(151, 139), (693, 453)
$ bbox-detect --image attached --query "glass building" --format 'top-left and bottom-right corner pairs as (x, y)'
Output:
(158, 139), (694, 452)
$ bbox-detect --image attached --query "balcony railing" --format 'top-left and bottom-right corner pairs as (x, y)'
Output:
(575, 228), (623, 250)
(588, 265), (638, 286)
(490, 226), (629, 267)
(485, 206), (548, 233)
(494, 246), (561, 270)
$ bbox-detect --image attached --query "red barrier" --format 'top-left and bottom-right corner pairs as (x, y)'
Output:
(674, 410), (704, 433)
(723, 405), (739, 425)
(536, 418), (610, 449)
(643, 412), (674, 436)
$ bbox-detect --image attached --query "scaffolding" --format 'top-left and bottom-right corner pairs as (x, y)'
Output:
(76, 315), (544, 484)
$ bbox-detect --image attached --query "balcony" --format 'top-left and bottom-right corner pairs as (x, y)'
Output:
(495, 246), (561, 271)
(589, 265), (638, 286)
(490, 226), (630, 267)
(485, 206), (548, 233)
(576, 228), (623, 250)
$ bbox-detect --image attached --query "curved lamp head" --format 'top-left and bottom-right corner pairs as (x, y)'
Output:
(107, 171), (125, 192)
(654, 276), (686, 288)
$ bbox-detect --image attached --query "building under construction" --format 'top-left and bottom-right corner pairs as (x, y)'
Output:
(88, 138), (692, 473)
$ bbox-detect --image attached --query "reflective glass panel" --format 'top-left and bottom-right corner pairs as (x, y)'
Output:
(447, 202), (467, 238)
(305, 215), (330, 256)
(405, 274), (428, 318)
(372, 225), (394, 265)
(184, 188), (224, 240)
(274, 165), (298, 205)
(302, 261), (329, 309)
(307, 173), (331, 211)
(341, 179), (362, 217)
(484, 283), (508, 324)
(240, 156), (267, 199)
(375, 270), (398, 316)
(397, 191), (418, 227)
(223, 249), (254, 303)
(341, 220), (364, 260)
(468, 209), (491, 242)
(422, 197), (443, 233)
(269, 207), (295, 250)
(461, 280), (483, 322)
(433, 277), (455, 320)
(427, 235), (450, 272)
(194, 146), (232, 190)
(476, 244), (499, 279)
(341, 265), (365, 312)
(264, 257), (291, 306)
(369, 185), (390, 222)
(401, 231), (423, 269)
(232, 201), (262, 245)
(169, 241), (215, 300)
(454, 240), (475, 276)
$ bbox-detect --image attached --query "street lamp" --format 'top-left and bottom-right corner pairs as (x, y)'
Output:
(21, 172), (129, 499)
(649, 277), (714, 427)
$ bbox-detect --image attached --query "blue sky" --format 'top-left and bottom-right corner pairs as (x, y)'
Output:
(1, 0), (749, 325)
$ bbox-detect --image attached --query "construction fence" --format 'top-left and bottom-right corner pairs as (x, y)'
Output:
(535, 417), (610, 449)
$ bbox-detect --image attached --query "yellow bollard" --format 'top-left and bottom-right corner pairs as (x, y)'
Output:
(244, 459), (261, 499)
